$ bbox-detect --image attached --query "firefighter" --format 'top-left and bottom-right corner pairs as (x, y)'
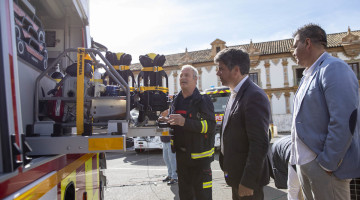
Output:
(160, 65), (215, 200)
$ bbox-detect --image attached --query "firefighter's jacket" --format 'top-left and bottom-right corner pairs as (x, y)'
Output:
(170, 88), (216, 161)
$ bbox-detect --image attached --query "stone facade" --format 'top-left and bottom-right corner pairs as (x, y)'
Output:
(131, 28), (360, 132)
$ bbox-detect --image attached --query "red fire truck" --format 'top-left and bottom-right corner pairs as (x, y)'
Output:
(0, 0), (111, 199)
(1, 1), (171, 199)
(0, 1), (118, 199)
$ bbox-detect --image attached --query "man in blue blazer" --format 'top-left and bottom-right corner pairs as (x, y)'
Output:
(290, 24), (359, 200)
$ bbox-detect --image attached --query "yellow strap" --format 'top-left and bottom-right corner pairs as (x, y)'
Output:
(130, 87), (135, 92)
(121, 65), (130, 70)
(76, 48), (85, 135)
(170, 139), (174, 145)
(191, 148), (215, 159)
(94, 79), (103, 83)
(114, 65), (130, 71)
(139, 86), (168, 93)
(203, 181), (212, 189)
(54, 78), (61, 83)
(141, 66), (163, 72)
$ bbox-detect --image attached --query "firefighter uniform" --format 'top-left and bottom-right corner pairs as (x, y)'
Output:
(170, 88), (215, 200)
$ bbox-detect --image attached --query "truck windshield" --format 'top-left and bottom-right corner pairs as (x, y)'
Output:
(212, 96), (230, 113)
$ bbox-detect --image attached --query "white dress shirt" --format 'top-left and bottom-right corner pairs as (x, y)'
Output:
(221, 75), (248, 155)
(289, 52), (326, 165)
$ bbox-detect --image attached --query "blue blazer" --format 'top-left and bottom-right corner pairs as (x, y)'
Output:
(295, 52), (359, 179)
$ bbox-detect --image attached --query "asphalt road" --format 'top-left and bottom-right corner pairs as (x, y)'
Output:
(103, 149), (287, 200)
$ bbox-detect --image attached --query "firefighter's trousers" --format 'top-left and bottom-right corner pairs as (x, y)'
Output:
(176, 150), (212, 200)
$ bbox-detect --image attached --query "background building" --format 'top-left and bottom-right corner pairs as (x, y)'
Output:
(131, 28), (360, 133)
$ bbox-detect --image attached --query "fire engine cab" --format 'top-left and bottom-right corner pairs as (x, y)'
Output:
(204, 86), (278, 148)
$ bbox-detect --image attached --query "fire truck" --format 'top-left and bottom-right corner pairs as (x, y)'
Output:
(204, 86), (278, 148)
(0, 0), (170, 199)
(203, 87), (230, 149)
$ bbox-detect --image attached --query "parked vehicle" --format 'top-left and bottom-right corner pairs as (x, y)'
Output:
(0, 1), (168, 199)
(204, 86), (277, 150)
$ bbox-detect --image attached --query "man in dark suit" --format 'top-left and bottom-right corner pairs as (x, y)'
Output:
(214, 48), (271, 200)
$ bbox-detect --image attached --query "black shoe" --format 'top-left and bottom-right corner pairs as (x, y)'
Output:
(162, 176), (171, 182)
(167, 179), (178, 185)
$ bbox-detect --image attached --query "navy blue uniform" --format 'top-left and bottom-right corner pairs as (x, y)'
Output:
(170, 88), (215, 200)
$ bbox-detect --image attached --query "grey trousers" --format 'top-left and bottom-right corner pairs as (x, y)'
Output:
(297, 159), (350, 200)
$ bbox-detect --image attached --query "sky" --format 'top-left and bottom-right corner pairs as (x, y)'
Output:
(89, 0), (360, 64)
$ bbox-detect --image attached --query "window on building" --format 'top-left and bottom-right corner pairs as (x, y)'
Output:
(349, 62), (360, 80)
(295, 68), (305, 85)
(216, 47), (220, 53)
(249, 72), (258, 85)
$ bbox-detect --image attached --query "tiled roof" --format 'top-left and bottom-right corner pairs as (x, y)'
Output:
(130, 30), (360, 70)
(230, 39), (294, 55)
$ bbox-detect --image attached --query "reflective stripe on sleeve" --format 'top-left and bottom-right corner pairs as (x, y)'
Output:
(200, 120), (208, 134)
(203, 181), (212, 189)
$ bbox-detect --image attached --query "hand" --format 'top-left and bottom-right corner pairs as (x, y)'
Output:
(160, 109), (169, 117)
(238, 184), (254, 197)
(158, 110), (169, 122)
(168, 114), (185, 126)
(158, 116), (169, 122)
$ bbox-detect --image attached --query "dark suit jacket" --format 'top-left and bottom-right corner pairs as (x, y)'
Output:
(219, 78), (271, 190)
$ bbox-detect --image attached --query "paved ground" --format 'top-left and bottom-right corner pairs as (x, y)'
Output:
(103, 136), (288, 200)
